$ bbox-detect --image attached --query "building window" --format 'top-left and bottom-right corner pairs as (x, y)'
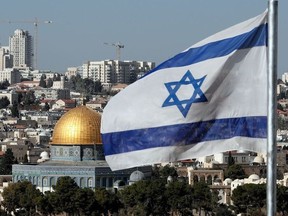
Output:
(50, 177), (56, 187)
(242, 157), (246, 162)
(96, 177), (100, 187)
(102, 177), (107, 187)
(88, 178), (93, 187)
(108, 178), (113, 187)
(43, 177), (48, 186)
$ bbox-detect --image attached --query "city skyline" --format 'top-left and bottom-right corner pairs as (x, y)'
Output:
(0, 0), (287, 77)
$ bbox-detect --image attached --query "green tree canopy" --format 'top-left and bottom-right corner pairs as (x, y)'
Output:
(0, 148), (17, 175)
(193, 181), (215, 214)
(225, 164), (246, 180)
(165, 180), (194, 215)
(231, 183), (266, 214)
(51, 176), (80, 215)
(2, 181), (42, 215)
(119, 179), (169, 215)
(277, 185), (288, 215)
(160, 165), (178, 179)
(0, 96), (10, 109)
(39, 75), (47, 88)
(75, 188), (99, 216)
(43, 102), (50, 111)
(95, 188), (121, 215)
(10, 101), (19, 118)
(227, 151), (235, 167)
(46, 77), (53, 88)
(0, 80), (10, 90)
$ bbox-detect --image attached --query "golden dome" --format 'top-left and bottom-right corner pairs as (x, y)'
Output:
(51, 106), (102, 145)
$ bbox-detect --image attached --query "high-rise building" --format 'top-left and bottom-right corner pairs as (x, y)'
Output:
(9, 29), (33, 70)
(82, 60), (155, 84)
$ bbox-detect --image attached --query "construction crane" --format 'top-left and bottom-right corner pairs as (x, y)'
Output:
(0, 18), (52, 69)
(104, 42), (124, 61)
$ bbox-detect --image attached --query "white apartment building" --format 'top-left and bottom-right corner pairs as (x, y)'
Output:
(82, 60), (155, 84)
(65, 67), (79, 79)
(9, 29), (33, 69)
(32, 70), (56, 81)
(34, 88), (70, 100)
(0, 68), (21, 84)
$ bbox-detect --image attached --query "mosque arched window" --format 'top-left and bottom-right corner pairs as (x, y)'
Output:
(200, 175), (205, 182)
(43, 177), (48, 187)
(50, 177), (56, 187)
(88, 178), (93, 187)
(207, 175), (212, 185)
(80, 178), (85, 187)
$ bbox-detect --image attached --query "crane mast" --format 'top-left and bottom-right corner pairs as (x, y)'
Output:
(104, 42), (124, 61)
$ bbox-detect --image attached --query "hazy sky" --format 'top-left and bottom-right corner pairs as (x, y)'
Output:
(0, 0), (287, 77)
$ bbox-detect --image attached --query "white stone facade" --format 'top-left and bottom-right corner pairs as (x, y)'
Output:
(9, 29), (33, 69)
(82, 60), (155, 84)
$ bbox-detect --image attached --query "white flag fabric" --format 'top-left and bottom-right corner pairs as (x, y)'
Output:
(101, 10), (268, 171)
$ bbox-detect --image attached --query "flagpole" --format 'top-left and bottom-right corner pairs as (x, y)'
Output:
(267, 0), (278, 215)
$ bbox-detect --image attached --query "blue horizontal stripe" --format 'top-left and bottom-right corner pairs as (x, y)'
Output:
(102, 116), (267, 156)
(144, 24), (267, 77)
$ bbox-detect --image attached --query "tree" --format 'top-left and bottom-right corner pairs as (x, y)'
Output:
(51, 176), (80, 215)
(0, 80), (10, 90)
(75, 188), (99, 216)
(68, 74), (103, 95)
(38, 191), (57, 216)
(43, 102), (50, 111)
(10, 101), (19, 118)
(165, 180), (194, 215)
(214, 204), (235, 216)
(1, 181), (42, 216)
(277, 185), (288, 215)
(119, 179), (169, 215)
(278, 116), (288, 130)
(53, 73), (61, 81)
(39, 75), (47, 88)
(0, 148), (17, 175)
(227, 151), (235, 167)
(46, 77), (53, 88)
(231, 183), (266, 214)
(95, 188), (121, 215)
(0, 96), (10, 109)
(161, 165), (178, 179)
(225, 164), (246, 180)
(20, 90), (37, 110)
(192, 181), (214, 215)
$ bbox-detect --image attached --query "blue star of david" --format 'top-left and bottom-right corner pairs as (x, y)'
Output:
(162, 70), (208, 117)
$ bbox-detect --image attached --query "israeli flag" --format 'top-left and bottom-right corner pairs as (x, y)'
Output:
(101, 10), (268, 171)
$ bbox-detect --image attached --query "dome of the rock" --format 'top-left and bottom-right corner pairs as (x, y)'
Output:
(51, 106), (102, 145)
